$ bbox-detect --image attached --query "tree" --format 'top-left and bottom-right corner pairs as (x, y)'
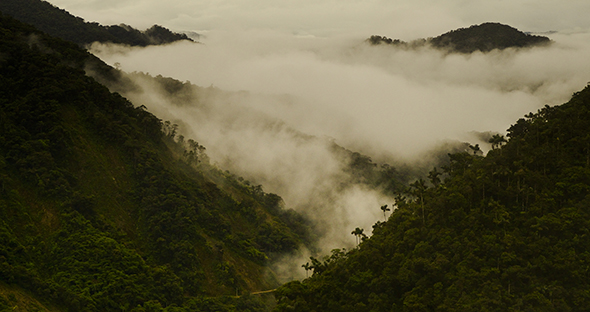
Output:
(489, 134), (507, 150)
(410, 179), (428, 225)
(428, 167), (442, 186)
(351, 227), (364, 246)
(302, 262), (312, 278)
(469, 144), (482, 156)
(489, 134), (507, 156)
(394, 193), (408, 209)
(184, 139), (205, 165)
(380, 204), (391, 221)
(273, 85), (590, 312)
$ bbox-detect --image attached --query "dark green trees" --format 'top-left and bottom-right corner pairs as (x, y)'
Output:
(0, 13), (306, 311)
(429, 22), (551, 53)
(367, 22), (551, 54)
(489, 134), (507, 150)
(275, 85), (590, 311)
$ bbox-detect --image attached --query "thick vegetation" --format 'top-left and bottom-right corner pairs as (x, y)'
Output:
(0, 0), (193, 47)
(0, 12), (307, 311)
(368, 22), (551, 53)
(274, 85), (590, 311)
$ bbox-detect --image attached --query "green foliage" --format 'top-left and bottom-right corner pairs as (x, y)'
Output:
(0, 12), (305, 311)
(44, 211), (184, 310)
(275, 85), (590, 310)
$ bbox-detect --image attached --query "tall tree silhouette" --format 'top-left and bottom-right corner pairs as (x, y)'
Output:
(351, 227), (364, 246)
(380, 204), (391, 221)
(302, 262), (312, 278)
(410, 178), (428, 225)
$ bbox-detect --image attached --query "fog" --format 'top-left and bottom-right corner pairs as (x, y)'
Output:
(87, 30), (590, 264)
(90, 31), (590, 161)
(47, 0), (590, 279)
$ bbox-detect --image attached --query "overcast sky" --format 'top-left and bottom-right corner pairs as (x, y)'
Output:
(49, 0), (590, 38)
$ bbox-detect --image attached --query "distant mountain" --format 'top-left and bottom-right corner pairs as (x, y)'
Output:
(368, 22), (551, 53)
(0, 12), (307, 311)
(0, 0), (194, 47)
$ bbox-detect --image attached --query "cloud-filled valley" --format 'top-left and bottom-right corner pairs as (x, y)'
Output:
(85, 28), (590, 267)
(90, 29), (590, 160)
(46, 0), (590, 280)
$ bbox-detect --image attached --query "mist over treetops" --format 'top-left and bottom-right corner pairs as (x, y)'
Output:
(1, 1), (590, 311)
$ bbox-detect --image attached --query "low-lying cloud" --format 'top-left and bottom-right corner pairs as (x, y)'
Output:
(87, 27), (590, 278)
(91, 30), (590, 158)
(107, 70), (393, 250)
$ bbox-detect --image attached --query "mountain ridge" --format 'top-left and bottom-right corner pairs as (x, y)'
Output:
(368, 22), (552, 53)
(0, 0), (194, 47)
(0, 12), (307, 311)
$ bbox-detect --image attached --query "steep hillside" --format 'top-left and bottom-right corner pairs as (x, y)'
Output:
(104, 71), (422, 197)
(0, 0), (194, 47)
(368, 22), (551, 53)
(0, 12), (307, 311)
(275, 85), (590, 311)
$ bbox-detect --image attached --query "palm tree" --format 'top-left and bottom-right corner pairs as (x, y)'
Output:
(428, 167), (441, 186)
(380, 204), (391, 220)
(489, 134), (507, 150)
(410, 178), (427, 225)
(302, 262), (312, 278)
(394, 193), (407, 209)
(351, 227), (364, 246)
(469, 144), (481, 156)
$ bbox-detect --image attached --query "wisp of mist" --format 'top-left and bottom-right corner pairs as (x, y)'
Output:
(89, 29), (590, 279)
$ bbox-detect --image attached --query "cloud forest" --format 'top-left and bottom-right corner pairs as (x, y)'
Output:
(1, 0), (590, 311)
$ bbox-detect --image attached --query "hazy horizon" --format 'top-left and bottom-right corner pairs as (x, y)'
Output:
(48, 0), (590, 38)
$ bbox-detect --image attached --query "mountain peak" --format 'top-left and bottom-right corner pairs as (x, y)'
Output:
(429, 22), (551, 53)
(368, 22), (551, 53)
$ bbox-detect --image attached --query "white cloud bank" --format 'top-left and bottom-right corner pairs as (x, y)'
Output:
(90, 30), (590, 160)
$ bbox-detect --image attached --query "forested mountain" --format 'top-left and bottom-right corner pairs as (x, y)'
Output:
(0, 0), (193, 47)
(368, 22), (551, 53)
(274, 85), (590, 310)
(0, 12), (308, 311)
(3, 1), (584, 310)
